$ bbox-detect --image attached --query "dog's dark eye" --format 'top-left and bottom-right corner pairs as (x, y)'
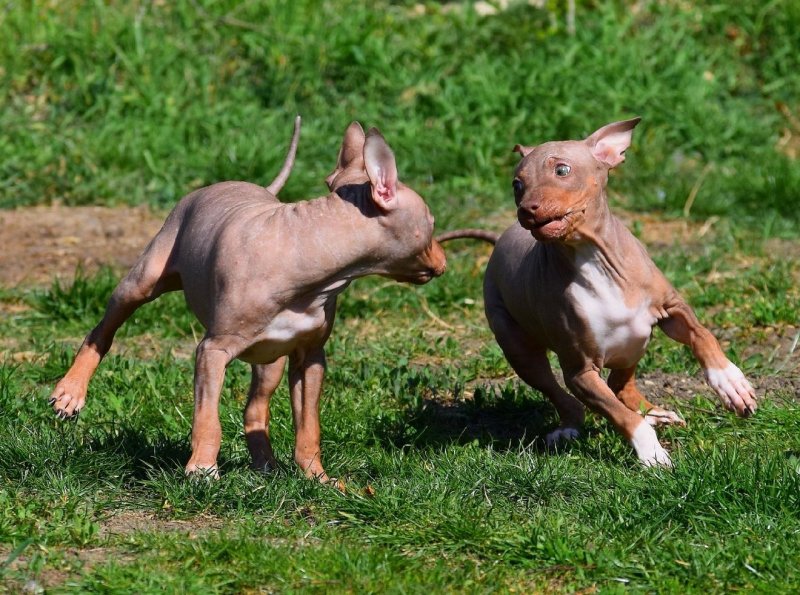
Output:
(555, 164), (571, 177)
(512, 179), (524, 195)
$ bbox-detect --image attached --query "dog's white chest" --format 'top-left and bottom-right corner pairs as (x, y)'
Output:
(264, 307), (327, 343)
(263, 279), (350, 344)
(240, 280), (350, 364)
(568, 250), (656, 367)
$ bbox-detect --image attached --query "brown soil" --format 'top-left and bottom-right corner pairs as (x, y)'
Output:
(97, 509), (225, 538)
(0, 204), (164, 286)
(0, 204), (712, 288)
(0, 510), (308, 591)
(0, 203), (791, 287)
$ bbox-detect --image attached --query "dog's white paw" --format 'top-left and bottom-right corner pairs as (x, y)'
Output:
(630, 420), (673, 468)
(545, 426), (580, 447)
(704, 362), (757, 417)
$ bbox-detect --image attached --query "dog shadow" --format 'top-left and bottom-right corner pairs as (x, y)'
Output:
(82, 426), (192, 479)
(373, 380), (571, 453)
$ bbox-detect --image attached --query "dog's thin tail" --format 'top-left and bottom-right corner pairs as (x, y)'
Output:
(435, 229), (499, 245)
(266, 115), (301, 196)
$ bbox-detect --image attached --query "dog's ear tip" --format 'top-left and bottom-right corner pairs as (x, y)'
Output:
(346, 121), (365, 133)
(621, 116), (642, 131)
(513, 144), (533, 157)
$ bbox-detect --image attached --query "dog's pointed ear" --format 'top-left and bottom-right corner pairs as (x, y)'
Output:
(364, 128), (398, 211)
(326, 122), (366, 188)
(337, 121), (366, 169)
(585, 117), (641, 168)
(513, 144), (534, 158)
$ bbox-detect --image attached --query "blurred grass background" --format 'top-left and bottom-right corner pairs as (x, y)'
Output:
(2, 0), (799, 235)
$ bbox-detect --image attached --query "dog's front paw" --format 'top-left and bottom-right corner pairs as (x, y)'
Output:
(630, 421), (673, 468)
(185, 463), (220, 480)
(545, 426), (580, 447)
(251, 459), (279, 475)
(49, 378), (87, 419)
(639, 445), (673, 468)
(704, 362), (757, 417)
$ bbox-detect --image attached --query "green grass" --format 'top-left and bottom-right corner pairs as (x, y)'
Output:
(2, 1), (800, 233)
(2, 1), (800, 592)
(1, 235), (799, 592)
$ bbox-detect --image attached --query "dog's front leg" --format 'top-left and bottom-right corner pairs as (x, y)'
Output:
(607, 366), (685, 427)
(659, 300), (756, 416)
(567, 367), (672, 467)
(185, 339), (234, 479)
(288, 347), (328, 482)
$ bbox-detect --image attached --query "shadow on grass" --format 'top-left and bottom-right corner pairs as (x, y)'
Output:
(86, 427), (193, 479)
(373, 380), (588, 454)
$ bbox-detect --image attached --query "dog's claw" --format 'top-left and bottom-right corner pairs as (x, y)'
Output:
(185, 464), (220, 481)
(705, 362), (757, 418)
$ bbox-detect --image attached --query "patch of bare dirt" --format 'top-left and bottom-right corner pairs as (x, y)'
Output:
(0, 510), (318, 592)
(0, 543), (136, 593)
(0, 203), (794, 289)
(0, 512), (224, 591)
(0, 204), (163, 287)
(98, 509), (224, 538)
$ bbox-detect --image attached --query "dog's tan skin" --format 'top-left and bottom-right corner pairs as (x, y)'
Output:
(484, 118), (756, 466)
(50, 119), (446, 481)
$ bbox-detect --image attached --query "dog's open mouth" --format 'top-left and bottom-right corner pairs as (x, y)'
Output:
(518, 208), (585, 240)
(518, 211), (568, 233)
(531, 215), (567, 229)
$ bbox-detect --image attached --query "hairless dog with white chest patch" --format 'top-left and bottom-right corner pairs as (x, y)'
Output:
(49, 118), (446, 481)
(484, 118), (756, 467)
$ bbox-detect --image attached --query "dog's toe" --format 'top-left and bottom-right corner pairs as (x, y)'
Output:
(644, 407), (685, 427)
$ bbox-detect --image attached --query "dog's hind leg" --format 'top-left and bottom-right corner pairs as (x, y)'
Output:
(244, 357), (286, 473)
(185, 336), (241, 478)
(50, 230), (181, 418)
(288, 347), (328, 482)
(607, 366), (685, 427)
(485, 300), (585, 445)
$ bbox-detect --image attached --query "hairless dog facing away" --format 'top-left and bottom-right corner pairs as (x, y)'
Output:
(484, 118), (756, 467)
(50, 118), (446, 482)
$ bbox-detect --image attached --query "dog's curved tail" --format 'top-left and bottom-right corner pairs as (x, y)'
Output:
(435, 229), (499, 245)
(266, 115), (302, 196)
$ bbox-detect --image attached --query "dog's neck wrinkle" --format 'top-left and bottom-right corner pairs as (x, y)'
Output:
(567, 195), (629, 283)
(275, 187), (386, 294)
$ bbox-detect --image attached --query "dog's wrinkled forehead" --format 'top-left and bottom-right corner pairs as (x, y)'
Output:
(515, 140), (597, 177)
